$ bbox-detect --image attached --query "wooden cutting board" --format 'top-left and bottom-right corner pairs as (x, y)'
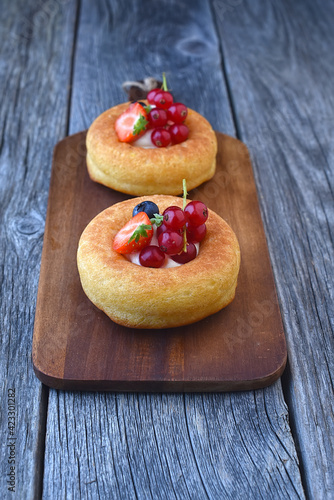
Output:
(32, 132), (287, 391)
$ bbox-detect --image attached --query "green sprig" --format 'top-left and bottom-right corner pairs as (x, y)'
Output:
(128, 224), (152, 243)
(150, 213), (164, 227)
(133, 114), (148, 136)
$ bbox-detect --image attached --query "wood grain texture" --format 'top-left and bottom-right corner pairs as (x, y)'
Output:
(0, 2), (75, 499)
(0, 5), (76, 500)
(68, 0), (236, 136)
(211, 0), (334, 497)
(43, 388), (304, 500)
(0, 2), (78, 499)
(41, 1), (305, 498)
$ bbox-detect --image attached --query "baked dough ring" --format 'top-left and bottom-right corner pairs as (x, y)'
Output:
(86, 102), (217, 195)
(77, 195), (240, 329)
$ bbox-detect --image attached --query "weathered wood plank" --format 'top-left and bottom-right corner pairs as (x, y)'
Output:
(68, 0), (236, 136)
(44, 388), (304, 500)
(211, 0), (334, 497)
(0, 1), (77, 498)
(42, 1), (305, 499)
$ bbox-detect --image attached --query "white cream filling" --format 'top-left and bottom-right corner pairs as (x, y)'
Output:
(126, 226), (199, 268)
(132, 129), (156, 149)
(131, 104), (159, 149)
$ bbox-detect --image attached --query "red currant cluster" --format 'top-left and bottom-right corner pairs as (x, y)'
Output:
(139, 200), (208, 268)
(146, 87), (189, 148)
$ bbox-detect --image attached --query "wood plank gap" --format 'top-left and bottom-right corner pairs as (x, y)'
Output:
(33, 3), (81, 496)
(65, 0), (81, 137)
(281, 362), (309, 500)
(33, 384), (49, 500)
(208, 0), (242, 140)
(182, 395), (210, 499)
(210, 27), (312, 500)
(209, 2), (309, 495)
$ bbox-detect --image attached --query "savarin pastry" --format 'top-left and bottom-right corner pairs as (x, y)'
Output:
(86, 77), (217, 196)
(77, 195), (240, 329)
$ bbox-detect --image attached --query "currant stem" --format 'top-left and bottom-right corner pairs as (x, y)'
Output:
(183, 228), (187, 253)
(182, 178), (188, 252)
(182, 178), (187, 210)
(162, 72), (168, 91)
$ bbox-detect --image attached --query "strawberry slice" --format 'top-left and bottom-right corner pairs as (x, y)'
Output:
(115, 102), (148, 143)
(112, 212), (153, 254)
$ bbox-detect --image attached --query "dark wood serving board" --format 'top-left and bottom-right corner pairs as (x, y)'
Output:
(32, 131), (287, 391)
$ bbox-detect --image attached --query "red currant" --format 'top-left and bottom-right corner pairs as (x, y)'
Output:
(171, 242), (197, 264)
(157, 223), (182, 238)
(139, 245), (165, 268)
(156, 222), (169, 237)
(147, 88), (160, 104)
(170, 123), (189, 144)
(148, 108), (168, 128)
(158, 231), (184, 255)
(184, 201), (208, 226)
(153, 90), (173, 109)
(163, 206), (186, 230)
(186, 222), (207, 243)
(167, 103), (188, 123)
(151, 128), (171, 147)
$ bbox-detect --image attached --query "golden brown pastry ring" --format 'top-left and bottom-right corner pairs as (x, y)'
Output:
(77, 195), (241, 329)
(86, 102), (217, 195)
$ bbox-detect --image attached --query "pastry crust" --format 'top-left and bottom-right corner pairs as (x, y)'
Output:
(86, 102), (217, 195)
(77, 195), (241, 329)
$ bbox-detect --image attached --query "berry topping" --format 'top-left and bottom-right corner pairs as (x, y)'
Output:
(113, 212), (153, 254)
(186, 222), (207, 243)
(147, 88), (161, 104)
(156, 222), (170, 237)
(158, 230), (184, 255)
(163, 206), (187, 230)
(147, 108), (168, 128)
(132, 200), (159, 219)
(170, 123), (189, 144)
(131, 100), (147, 107)
(115, 102), (148, 143)
(139, 246), (166, 268)
(153, 90), (174, 109)
(115, 180), (208, 269)
(184, 200), (208, 226)
(151, 127), (171, 147)
(167, 103), (188, 123)
(117, 73), (191, 149)
(171, 242), (197, 264)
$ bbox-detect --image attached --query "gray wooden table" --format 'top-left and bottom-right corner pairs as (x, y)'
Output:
(1, 1), (333, 499)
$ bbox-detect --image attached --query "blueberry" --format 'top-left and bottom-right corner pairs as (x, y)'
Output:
(132, 201), (160, 219)
(131, 100), (147, 107)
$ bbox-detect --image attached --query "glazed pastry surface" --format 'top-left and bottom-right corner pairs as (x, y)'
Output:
(77, 195), (240, 329)
(86, 103), (217, 195)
